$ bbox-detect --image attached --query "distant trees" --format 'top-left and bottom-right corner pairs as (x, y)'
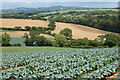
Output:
(54, 14), (120, 33)
(2, 33), (11, 46)
(24, 31), (52, 46)
(15, 26), (22, 30)
(52, 34), (67, 47)
(1, 33), (22, 46)
(48, 18), (56, 30)
(59, 28), (72, 39)
(104, 34), (118, 47)
(25, 26), (31, 31)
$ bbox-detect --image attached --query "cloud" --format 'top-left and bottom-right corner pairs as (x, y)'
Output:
(2, 0), (119, 2)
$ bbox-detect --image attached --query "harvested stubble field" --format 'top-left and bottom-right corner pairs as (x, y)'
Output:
(1, 31), (53, 38)
(1, 19), (116, 40)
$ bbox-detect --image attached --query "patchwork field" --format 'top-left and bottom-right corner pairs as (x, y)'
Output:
(1, 19), (115, 40)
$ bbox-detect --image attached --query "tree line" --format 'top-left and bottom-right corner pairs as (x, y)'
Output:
(54, 14), (120, 33)
(1, 28), (120, 48)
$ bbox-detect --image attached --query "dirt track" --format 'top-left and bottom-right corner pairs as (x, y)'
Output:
(1, 19), (117, 40)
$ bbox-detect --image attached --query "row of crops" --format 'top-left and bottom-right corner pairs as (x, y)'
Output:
(1, 48), (120, 79)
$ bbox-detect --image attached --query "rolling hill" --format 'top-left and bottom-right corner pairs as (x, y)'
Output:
(1, 19), (117, 40)
(2, 6), (89, 13)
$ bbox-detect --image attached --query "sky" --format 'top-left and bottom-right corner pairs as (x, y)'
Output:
(1, 0), (120, 2)
(1, 0), (119, 9)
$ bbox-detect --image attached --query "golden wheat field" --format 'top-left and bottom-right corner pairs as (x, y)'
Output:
(1, 19), (116, 40)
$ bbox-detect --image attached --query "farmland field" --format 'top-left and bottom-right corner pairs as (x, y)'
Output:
(10, 37), (26, 46)
(1, 47), (119, 79)
(1, 19), (114, 40)
(1, 31), (54, 38)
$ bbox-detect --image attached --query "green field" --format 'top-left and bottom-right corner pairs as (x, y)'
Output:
(1, 47), (75, 53)
(1, 47), (119, 79)
(10, 37), (26, 46)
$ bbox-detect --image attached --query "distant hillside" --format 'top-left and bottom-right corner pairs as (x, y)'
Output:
(115, 7), (120, 9)
(2, 6), (89, 13)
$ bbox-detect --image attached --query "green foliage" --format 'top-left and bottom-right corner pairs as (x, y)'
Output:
(97, 46), (109, 48)
(54, 14), (119, 33)
(76, 38), (89, 46)
(59, 28), (72, 39)
(14, 26), (21, 30)
(104, 34), (119, 47)
(104, 40), (116, 47)
(71, 46), (94, 49)
(48, 18), (56, 30)
(24, 31), (52, 46)
(24, 38), (34, 46)
(1, 47), (119, 79)
(2, 33), (11, 46)
(13, 43), (21, 46)
(88, 40), (102, 47)
(25, 26), (31, 31)
(35, 36), (52, 46)
(52, 34), (67, 47)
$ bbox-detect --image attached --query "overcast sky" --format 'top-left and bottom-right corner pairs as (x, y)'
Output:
(2, 0), (119, 2)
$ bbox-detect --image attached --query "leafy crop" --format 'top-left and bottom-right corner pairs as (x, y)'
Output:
(1, 47), (119, 79)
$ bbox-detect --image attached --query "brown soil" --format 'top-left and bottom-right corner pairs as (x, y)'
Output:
(1, 66), (24, 72)
(112, 9), (120, 11)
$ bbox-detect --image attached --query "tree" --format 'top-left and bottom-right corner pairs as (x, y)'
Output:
(104, 40), (116, 47)
(24, 31), (52, 46)
(29, 30), (41, 39)
(35, 36), (52, 46)
(88, 40), (101, 47)
(25, 26), (31, 31)
(24, 38), (34, 46)
(104, 33), (118, 47)
(59, 28), (72, 39)
(52, 34), (67, 47)
(15, 26), (21, 30)
(2, 33), (11, 46)
(48, 18), (56, 30)
(95, 35), (105, 43)
(76, 38), (89, 46)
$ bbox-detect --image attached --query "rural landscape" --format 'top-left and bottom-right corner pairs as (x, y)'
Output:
(1, 1), (120, 79)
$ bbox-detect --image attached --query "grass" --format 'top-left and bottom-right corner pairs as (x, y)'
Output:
(1, 47), (75, 53)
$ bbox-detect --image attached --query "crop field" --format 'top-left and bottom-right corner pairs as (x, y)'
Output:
(10, 37), (26, 46)
(1, 47), (120, 79)
(1, 31), (53, 38)
(1, 19), (113, 40)
(2, 47), (74, 53)
(0, 19), (49, 28)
